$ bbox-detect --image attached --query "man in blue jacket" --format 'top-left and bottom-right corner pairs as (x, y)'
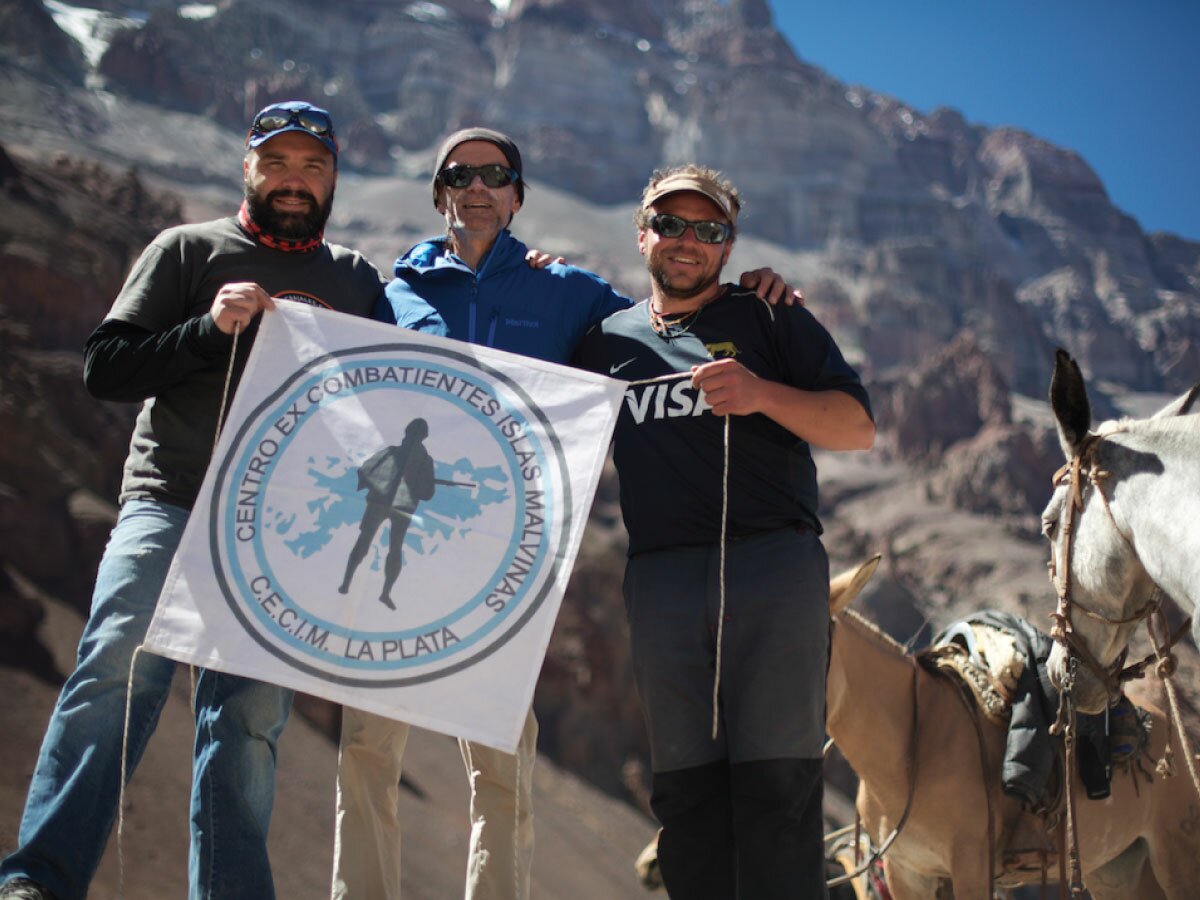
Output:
(379, 128), (629, 364)
(333, 127), (797, 900)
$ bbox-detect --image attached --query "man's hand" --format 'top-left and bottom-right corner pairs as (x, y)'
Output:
(210, 282), (275, 334)
(738, 268), (804, 306)
(525, 248), (565, 269)
(694, 357), (876, 450)
(691, 358), (763, 416)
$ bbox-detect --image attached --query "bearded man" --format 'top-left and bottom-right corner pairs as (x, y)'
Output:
(0, 101), (441, 900)
(575, 165), (875, 900)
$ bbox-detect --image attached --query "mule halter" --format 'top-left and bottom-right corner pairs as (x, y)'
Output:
(1047, 431), (1182, 705)
(1046, 429), (1199, 897)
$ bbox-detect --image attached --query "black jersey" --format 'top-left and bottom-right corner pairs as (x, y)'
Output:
(574, 286), (871, 555)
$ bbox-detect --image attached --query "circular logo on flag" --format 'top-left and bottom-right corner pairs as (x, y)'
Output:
(208, 342), (570, 686)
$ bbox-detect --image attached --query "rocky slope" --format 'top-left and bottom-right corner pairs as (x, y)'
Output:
(1, 580), (659, 899)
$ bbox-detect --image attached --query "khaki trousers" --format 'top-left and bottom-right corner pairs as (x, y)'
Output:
(332, 706), (538, 900)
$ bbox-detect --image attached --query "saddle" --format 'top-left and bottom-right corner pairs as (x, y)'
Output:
(925, 620), (1022, 727)
(921, 619), (1147, 763)
(921, 615), (1154, 885)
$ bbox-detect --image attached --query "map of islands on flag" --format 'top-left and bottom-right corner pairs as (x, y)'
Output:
(143, 301), (624, 752)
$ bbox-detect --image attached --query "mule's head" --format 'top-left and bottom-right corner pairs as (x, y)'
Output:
(1042, 349), (1159, 713)
(1042, 477), (1157, 712)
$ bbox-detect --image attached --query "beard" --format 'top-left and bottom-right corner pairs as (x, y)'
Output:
(244, 184), (334, 241)
(648, 254), (722, 301)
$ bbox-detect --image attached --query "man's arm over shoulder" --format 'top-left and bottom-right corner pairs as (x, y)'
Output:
(542, 263), (634, 352)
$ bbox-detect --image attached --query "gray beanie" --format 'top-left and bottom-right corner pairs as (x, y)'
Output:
(431, 127), (524, 206)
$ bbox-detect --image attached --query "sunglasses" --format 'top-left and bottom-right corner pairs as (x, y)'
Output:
(252, 106), (335, 139)
(437, 164), (521, 190)
(648, 213), (731, 244)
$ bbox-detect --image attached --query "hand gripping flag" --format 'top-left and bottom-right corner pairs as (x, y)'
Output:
(144, 301), (624, 752)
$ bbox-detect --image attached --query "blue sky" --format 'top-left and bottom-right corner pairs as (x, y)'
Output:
(771, 1), (1200, 241)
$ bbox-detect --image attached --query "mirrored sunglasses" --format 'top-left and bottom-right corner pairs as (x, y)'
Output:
(437, 164), (521, 190)
(648, 213), (731, 244)
(252, 106), (335, 139)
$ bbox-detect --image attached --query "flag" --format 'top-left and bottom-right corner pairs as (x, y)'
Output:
(143, 301), (623, 752)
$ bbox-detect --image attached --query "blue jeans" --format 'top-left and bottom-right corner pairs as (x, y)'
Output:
(0, 499), (293, 900)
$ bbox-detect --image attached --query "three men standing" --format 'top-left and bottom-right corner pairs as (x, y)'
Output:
(1, 102), (859, 900)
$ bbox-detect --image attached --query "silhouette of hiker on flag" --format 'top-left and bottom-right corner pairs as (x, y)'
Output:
(339, 418), (437, 609)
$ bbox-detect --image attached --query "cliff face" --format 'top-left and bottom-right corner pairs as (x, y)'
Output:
(8, 0), (1191, 397)
(0, 145), (179, 614)
(1, 0), (86, 79)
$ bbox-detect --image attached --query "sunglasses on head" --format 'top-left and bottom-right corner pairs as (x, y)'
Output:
(648, 213), (731, 244)
(437, 164), (521, 190)
(252, 106), (335, 139)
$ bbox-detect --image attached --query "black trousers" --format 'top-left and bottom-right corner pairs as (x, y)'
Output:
(652, 757), (828, 900)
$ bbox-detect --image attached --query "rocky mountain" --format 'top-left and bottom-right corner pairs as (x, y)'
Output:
(1, 0), (1198, 894)
(5, 0), (1198, 397)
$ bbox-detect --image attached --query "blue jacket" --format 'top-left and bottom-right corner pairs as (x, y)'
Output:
(376, 229), (631, 364)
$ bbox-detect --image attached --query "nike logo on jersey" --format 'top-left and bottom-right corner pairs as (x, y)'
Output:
(610, 358), (638, 375)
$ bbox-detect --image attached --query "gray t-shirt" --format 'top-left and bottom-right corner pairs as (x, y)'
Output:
(105, 216), (385, 508)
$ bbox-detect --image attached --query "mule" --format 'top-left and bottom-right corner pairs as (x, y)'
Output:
(828, 555), (1199, 899)
(1041, 349), (1200, 713)
(636, 556), (1200, 897)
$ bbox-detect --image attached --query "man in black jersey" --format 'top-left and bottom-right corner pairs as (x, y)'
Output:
(0, 101), (442, 900)
(575, 165), (875, 900)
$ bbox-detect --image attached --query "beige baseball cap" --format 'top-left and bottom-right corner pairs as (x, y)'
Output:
(640, 171), (740, 224)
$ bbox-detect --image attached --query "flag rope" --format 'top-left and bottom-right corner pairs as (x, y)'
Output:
(625, 371), (731, 740)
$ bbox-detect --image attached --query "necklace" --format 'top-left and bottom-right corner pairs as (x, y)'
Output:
(647, 301), (704, 339)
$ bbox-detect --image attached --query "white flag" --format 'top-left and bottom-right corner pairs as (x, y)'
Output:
(144, 301), (623, 752)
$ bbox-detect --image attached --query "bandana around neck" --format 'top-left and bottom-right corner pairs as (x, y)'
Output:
(238, 201), (324, 253)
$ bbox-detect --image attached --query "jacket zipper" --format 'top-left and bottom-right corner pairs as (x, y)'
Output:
(486, 308), (498, 347)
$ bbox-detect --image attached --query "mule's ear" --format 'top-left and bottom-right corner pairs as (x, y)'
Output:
(829, 553), (882, 617)
(1049, 349), (1091, 458)
(1151, 383), (1200, 419)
